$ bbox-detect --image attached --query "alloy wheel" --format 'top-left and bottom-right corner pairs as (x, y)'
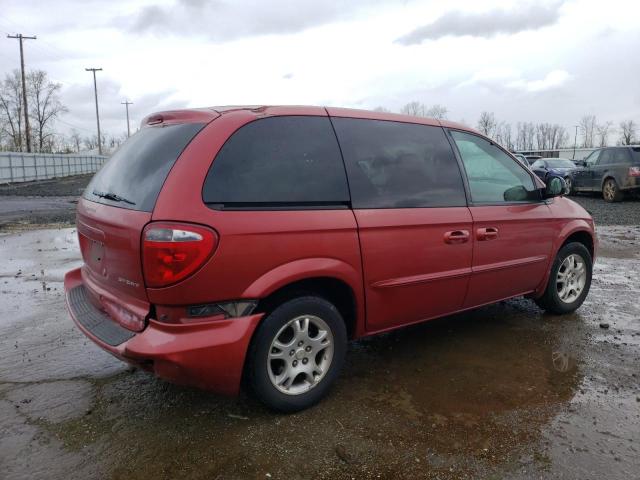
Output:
(267, 315), (334, 395)
(564, 176), (572, 192)
(556, 253), (587, 304)
(603, 180), (615, 201)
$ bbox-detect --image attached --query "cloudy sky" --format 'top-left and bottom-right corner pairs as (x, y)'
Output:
(1, 0), (638, 141)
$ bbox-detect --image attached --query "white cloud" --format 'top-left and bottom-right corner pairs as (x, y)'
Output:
(508, 70), (571, 92)
(0, 0), (638, 138)
(460, 68), (571, 93)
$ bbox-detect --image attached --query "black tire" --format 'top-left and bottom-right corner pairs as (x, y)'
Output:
(602, 178), (623, 202)
(535, 242), (592, 314)
(247, 295), (347, 412)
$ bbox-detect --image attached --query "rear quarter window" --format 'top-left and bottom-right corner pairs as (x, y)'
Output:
(84, 123), (204, 212)
(202, 116), (349, 208)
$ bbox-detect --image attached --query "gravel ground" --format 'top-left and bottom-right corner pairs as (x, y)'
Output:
(0, 174), (92, 197)
(0, 175), (92, 229)
(571, 193), (640, 226)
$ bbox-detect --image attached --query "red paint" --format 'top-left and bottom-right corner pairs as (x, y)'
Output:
(65, 105), (596, 396)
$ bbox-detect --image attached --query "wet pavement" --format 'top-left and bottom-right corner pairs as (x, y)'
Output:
(0, 226), (638, 479)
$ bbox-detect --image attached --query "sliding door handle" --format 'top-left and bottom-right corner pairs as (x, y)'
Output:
(444, 230), (470, 244)
(477, 227), (499, 241)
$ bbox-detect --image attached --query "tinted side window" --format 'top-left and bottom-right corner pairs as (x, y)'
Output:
(451, 131), (537, 203)
(599, 149), (614, 165)
(203, 116), (349, 207)
(584, 150), (600, 166)
(612, 148), (632, 164)
(331, 118), (466, 208)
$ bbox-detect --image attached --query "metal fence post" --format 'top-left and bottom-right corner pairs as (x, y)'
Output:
(8, 154), (14, 182)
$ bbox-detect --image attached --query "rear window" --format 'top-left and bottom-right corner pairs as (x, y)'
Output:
(202, 116), (349, 208)
(630, 147), (640, 163)
(332, 118), (466, 208)
(84, 123), (204, 212)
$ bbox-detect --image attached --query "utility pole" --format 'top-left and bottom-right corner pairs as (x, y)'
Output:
(572, 125), (579, 159)
(85, 68), (103, 155)
(121, 100), (133, 137)
(7, 34), (37, 153)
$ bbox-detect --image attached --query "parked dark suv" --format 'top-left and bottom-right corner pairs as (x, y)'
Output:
(572, 146), (640, 201)
(64, 106), (596, 412)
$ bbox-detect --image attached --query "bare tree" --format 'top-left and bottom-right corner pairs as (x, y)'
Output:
(619, 120), (637, 145)
(373, 106), (390, 113)
(579, 115), (597, 148)
(83, 135), (99, 151)
(0, 70), (24, 151)
(69, 130), (82, 152)
(477, 111), (496, 137)
(518, 122), (536, 150)
(494, 121), (513, 150)
(400, 101), (426, 117)
(28, 70), (68, 152)
(595, 121), (613, 147)
(425, 104), (448, 120)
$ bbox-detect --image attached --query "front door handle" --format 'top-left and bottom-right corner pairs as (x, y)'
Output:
(444, 230), (470, 244)
(477, 227), (499, 241)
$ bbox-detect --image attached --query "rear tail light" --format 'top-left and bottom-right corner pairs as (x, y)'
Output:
(142, 223), (218, 288)
(629, 166), (640, 177)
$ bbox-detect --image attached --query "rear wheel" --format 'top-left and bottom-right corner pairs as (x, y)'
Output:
(247, 296), (347, 412)
(602, 178), (623, 202)
(535, 242), (592, 314)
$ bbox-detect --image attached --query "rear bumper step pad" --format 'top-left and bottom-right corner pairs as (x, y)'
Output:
(67, 285), (135, 346)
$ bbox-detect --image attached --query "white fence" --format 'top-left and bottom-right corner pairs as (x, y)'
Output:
(0, 152), (107, 183)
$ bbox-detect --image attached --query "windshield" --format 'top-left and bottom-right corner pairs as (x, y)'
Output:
(546, 159), (575, 168)
(84, 123), (204, 212)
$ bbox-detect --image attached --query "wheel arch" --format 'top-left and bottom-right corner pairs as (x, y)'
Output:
(241, 258), (364, 340)
(601, 174), (617, 190)
(532, 221), (596, 298)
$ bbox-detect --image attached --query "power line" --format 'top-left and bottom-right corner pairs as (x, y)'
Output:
(85, 67), (103, 155)
(121, 100), (133, 137)
(56, 117), (94, 133)
(7, 33), (36, 153)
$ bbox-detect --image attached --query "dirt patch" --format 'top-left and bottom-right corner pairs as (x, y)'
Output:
(0, 174), (92, 197)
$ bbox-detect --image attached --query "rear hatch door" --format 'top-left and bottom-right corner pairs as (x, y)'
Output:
(78, 121), (206, 331)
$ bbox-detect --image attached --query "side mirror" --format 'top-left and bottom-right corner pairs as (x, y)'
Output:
(504, 185), (531, 201)
(575, 160), (587, 167)
(544, 176), (566, 198)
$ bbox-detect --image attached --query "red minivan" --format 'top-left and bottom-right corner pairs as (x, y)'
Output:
(64, 106), (596, 412)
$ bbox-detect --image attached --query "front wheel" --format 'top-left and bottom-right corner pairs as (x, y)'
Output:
(247, 296), (347, 412)
(535, 242), (592, 314)
(564, 176), (575, 195)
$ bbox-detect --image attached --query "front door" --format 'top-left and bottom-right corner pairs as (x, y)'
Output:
(574, 149), (601, 191)
(449, 131), (556, 307)
(329, 115), (473, 332)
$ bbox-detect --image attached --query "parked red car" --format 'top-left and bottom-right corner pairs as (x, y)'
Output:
(65, 106), (596, 412)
